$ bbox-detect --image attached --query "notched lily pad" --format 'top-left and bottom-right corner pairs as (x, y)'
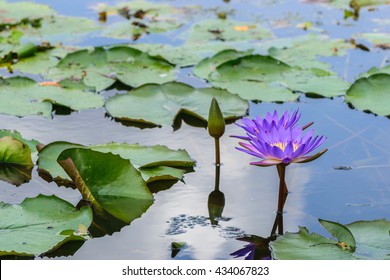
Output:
(270, 219), (390, 259)
(0, 195), (92, 257)
(186, 19), (272, 44)
(37, 141), (195, 186)
(105, 81), (248, 127)
(48, 45), (177, 91)
(57, 148), (154, 236)
(345, 73), (390, 116)
(0, 134), (35, 186)
(206, 54), (349, 101)
(0, 76), (104, 118)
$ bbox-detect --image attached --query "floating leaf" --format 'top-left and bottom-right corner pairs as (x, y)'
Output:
(57, 148), (154, 225)
(194, 49), (254, 80)
(319, 219), (356, 252)
(0, 136), (33, 167)
(105, 82), (248, 127)
(0, 129), (39, 154)
(270, 219), (390, 259)
(270, 226), (357, 260)
(98, 0), (198, 40)
(0, 76), (104, 118)
(208, 54), (348, 101)
(186, 19), (272, 44)
(48, 46), (176, 91)
(23, 16), (100, 44)
(347, 220), (390, 260)
(6, 47), (73, 75)
(133, 43), (232, 67)
(0, 195), (92, 257)
(37, 141), (194, 185)
(0, 1), (55, 27)
(345, 73), (390, 116)
(356, 33), (390, 49)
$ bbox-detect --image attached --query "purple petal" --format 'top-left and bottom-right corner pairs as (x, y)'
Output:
(293, 149), (328, 163)
(251, 159), (281, 166)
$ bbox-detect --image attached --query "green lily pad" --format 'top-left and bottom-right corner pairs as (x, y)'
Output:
(0, 1), (55, 27)
(208, 54), (349, 101)
(48, 46), (176, 91)
(57, 148), (154, 224)
(23, 16), (99, 44)
(345, 73), (390, 116)
(98, 0), (198, 40)
(0, 129), (39, 153)
(270, 219), (390, 259)
(0, 136), (33, 167)
(37, 141), (195, 185)
(348, 220), (390, 259)
(194, 49), (254, 80)
(270, 226), (357, 260)
(0, 164), (33, 187)
(105, 82), (248, 127)
(133, 43), (233, 67)
(319, 219), (356, 252)
(0, 76), (104, 118)
(266, 35), (352, 70)
(186, 19), (272, 44)
(356, 33), (390, 48)
(0, 195), (92, 257)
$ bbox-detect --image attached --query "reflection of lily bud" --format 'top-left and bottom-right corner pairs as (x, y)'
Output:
(208, 190), (225, 225)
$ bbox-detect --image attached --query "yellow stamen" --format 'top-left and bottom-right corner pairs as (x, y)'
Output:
(271, 142), (300, 152)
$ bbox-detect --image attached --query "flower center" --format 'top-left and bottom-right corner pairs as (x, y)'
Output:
(271, 142), (300, 152)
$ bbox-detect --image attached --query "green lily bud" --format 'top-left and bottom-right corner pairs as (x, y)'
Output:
(208, 97), (225, 139)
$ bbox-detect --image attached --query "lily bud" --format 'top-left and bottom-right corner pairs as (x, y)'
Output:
(208, 97), (225, 139)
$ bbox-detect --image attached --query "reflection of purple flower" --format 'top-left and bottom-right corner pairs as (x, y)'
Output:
(232, 110), (327, 166)
(230, 243), (256, 260)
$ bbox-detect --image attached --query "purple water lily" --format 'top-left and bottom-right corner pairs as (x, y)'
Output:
(232, 110), (327, 166)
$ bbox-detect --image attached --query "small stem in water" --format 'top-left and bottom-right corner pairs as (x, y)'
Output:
(214, 138), (221, 191)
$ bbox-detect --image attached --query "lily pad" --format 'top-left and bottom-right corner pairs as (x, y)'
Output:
(0, 76), (104, 118)
(270, 219), (390, 259)
(0, 129), (39, 153)
(98, 0), (198, 40)
(37, 141), (195, 185)
(57, 148), (154, 224)
(0, 1), (55, 27)
(345, 73), (390, 116)
(194, 49), (254, 80)
(356, 33), (390, 49)
(48, 46), (176, 91)
(186, 19), (272, 44)
(319, 219), (356, 252)
(208, 54), (349, 101)
(105, 82), (248, 127)
(0, 195), (92, 257)
(270, 226), (357, 260)
(133, 43), (233, 67)
(0, 136), (33, 167)
(22, 16), (100, 44)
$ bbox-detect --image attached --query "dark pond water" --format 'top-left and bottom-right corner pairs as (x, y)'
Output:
(1, 0), (390, 259)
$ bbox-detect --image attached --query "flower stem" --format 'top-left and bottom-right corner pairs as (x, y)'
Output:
(276, 164), (288, 214)
(214, 138), (221, 191)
